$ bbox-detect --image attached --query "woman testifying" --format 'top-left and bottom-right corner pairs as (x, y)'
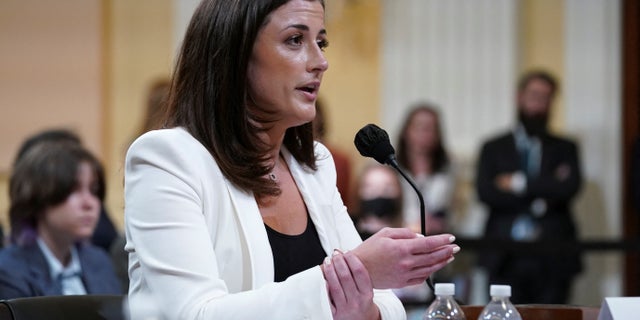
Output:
(124, 0), (459, 319)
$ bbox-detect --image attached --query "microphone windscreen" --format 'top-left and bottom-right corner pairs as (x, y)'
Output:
(354, 124), (396, 164)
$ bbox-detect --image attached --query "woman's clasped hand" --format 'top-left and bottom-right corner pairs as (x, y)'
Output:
(322, 228), (459, 319)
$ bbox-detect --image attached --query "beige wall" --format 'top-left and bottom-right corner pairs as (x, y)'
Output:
(101, 0), (574, 229)
(321, 0), (382, 180)
(0, 0), (375, 233)
(0, 0), (614, 239)
(0, 0), (104, 230)
(0, 0), (621, 306)
(0, 0), (173, 232)
(103, 0), (173, 229)
(519, 0), (566, 131)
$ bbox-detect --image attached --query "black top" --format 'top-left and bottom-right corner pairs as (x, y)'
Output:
(265, 215), (327, 282)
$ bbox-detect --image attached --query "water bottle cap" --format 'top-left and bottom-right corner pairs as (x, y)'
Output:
(490, 285), (511, 297)
(434, 283), (455, 296)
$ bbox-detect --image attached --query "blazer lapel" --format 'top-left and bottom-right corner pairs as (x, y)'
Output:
(506, 133), (523, 171)
(77, 244), (104, 294)
(538, 135), (552, 173)
(223, 147), (336, 289)
(24, 244), (61, 296)
(224, 177), (274, 288)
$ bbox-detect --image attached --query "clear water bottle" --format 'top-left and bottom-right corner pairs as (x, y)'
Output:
(423, 283), (466, 320)
(477, 285), (522, 320)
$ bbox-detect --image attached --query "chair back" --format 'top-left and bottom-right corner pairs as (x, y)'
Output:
(0, 295), (125, 320)
(0, 302), (11, 320)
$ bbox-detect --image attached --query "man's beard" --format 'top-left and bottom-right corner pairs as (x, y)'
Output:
(518, 110), (549, 138)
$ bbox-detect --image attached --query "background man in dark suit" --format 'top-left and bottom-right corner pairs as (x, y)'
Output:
(475, 71), (583, 304)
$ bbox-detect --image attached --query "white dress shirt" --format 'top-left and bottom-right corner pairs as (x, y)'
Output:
(36, 238), (86, 295)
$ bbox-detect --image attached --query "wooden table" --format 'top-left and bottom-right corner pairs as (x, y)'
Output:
(461, 304), (600, 320)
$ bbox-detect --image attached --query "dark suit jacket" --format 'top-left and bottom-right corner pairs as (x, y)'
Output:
(475, 131), (583, 275)
(0, 242), (121, 299)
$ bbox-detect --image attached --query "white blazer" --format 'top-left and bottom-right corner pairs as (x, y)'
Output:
(124, 128), (405, 320)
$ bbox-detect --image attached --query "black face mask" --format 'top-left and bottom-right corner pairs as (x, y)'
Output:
(518, 110), (548, 138)
(359, 197), (399, 219)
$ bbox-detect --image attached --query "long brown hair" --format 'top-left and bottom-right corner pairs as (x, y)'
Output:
(396, 103), (449, 174)
(163, 0), (324, 199)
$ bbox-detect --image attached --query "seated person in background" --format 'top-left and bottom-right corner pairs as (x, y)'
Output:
(353, 164), (403, 239)
(352, 164), (431, 307)
(396, 103), (455, 234)
(0, 141), (121, 298)
(13, 129), (119, 253)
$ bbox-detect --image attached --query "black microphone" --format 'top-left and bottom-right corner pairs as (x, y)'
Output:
(354, 124), (397, 166)
(354, 124), (427, 237)
(354, 124), (435, 292)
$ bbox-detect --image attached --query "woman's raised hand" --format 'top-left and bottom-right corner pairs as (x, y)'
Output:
(351, 228), (459, 289)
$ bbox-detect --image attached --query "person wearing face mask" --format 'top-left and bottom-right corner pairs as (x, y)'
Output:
(353, 164), (403, 240)
(475, 70), (583, 304)
(353, 164), (441, 312)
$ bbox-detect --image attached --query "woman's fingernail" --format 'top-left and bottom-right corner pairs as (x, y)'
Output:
(449, 235), (456, 243)
(332, 249), (342, 256)
(452, 246), (461, 254)
(447, 256), (455, 264)
(324, 256), (332, 266)
(416, 233), (425, 237)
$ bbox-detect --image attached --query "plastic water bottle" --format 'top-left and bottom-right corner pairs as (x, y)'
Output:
(477, 285), (522, 320)
(423, 283), (466, 320)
